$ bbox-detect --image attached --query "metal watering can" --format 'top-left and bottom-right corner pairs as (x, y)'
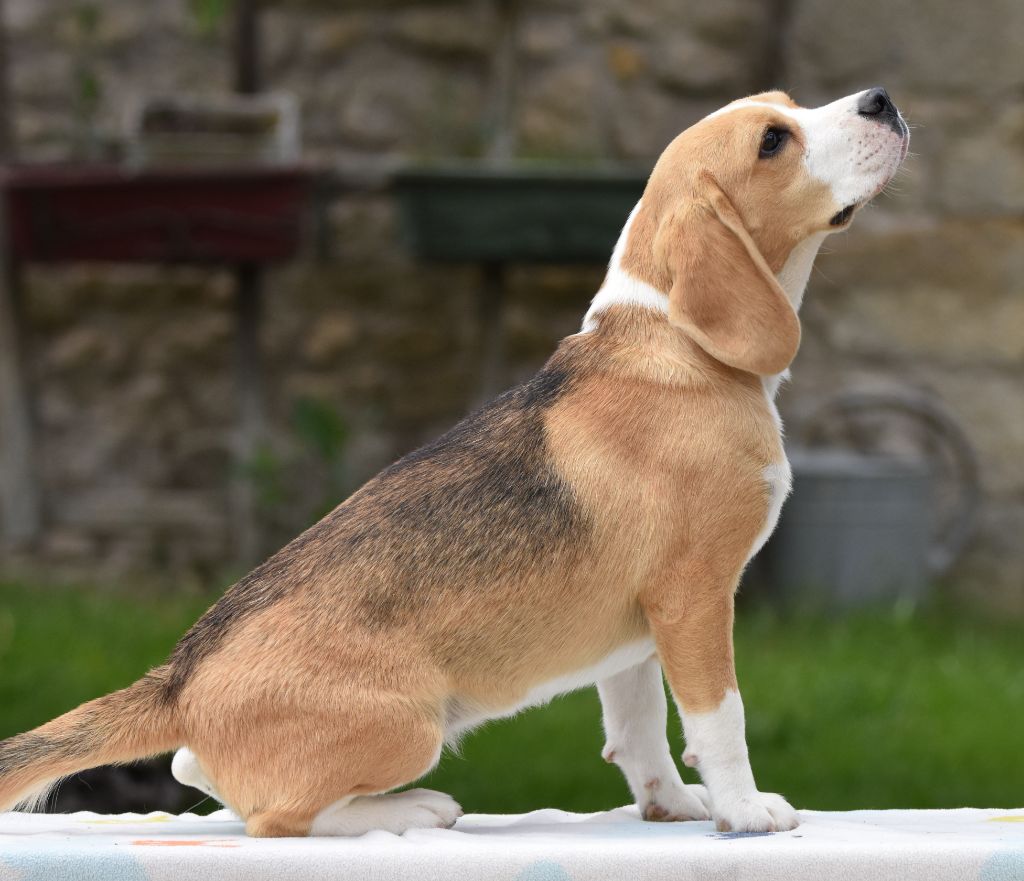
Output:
(752, 391), (979, 609)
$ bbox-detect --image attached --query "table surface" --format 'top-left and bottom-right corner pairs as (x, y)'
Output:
(1, 805), (1022, 881)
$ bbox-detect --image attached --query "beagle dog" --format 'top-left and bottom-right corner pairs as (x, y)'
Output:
(0, 88), (908, 836)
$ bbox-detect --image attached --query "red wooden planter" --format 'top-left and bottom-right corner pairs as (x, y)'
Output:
(1, 165), (310, 265)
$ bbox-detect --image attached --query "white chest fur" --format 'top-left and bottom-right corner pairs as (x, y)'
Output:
(749, 458), (792, 561)
(749, 373), (793, 562)
(745, 232), (821, 561)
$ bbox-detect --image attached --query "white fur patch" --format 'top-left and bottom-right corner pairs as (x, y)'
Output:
(582, 200), (668, 333)
(776, 231), (826, 312)
(679, 690), (799, 832)
(309, 788), (461, 836)
(171, 747), (222, 802)
(581, 267), (668, 333)
(749, 460), (792, 560)
(761, 230), (826, 400)
(598, 656), (711, 821)
(680, 690), (754, 792)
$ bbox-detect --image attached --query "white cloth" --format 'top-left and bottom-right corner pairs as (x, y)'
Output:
(1, 805), (1023, 881)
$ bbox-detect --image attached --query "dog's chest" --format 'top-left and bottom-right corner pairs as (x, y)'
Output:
(748, 378), (792, 559)
(749, 458), (792, 559)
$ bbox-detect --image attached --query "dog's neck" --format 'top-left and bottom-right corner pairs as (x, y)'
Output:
(774, 232), (826, 312)
(759, 231), (826, 399)
(582, 202), (826, 397)
(584, 202), (824, 326)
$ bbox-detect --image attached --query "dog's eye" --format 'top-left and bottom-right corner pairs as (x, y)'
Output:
(759, 127), (788, 158)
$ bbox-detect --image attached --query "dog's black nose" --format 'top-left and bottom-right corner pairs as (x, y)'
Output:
(857, 87), (903, 134)
(858, 87), (897, 118)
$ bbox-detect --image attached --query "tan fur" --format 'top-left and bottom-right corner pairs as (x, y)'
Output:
(622, 100), (837, 287)
(544, 310), (780, 713)
(0, 672), (178, 810)
(660, 180), (801, 375)
(0, 90), (901, 835)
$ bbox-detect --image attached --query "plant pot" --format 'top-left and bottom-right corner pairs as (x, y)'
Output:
(394, 162), (648, 263)
(2, 164), (311, 264)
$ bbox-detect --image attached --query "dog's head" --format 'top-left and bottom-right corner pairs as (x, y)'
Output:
(619, 88), (909, 376)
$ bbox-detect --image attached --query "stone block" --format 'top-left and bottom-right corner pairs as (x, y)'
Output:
(649, 36), (749, 96)
(303, 312), (360, 366)
(913, 367), (1024, 498)
(807, 215), (1023, 308)
(45, 326), (126, 375)
(315, 48), (483, 156)
(608, 86), (717, 158)
(42, 529), (97, 561)
(391, 5), (491, 57)
(934, 103), (1024, 215)
(519, 58), (605, 158)
(520, 12), (580, 59)
(56, 486), (223, 534)
(812, 274), (1024, 366)
(789, 0), (1024, 96)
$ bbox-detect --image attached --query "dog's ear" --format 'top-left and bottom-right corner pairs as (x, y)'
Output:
(656, 178), (800, 376)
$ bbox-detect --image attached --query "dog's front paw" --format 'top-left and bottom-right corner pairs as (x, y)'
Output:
(641, 780), (711, 822)
(712, 791), (799, 833)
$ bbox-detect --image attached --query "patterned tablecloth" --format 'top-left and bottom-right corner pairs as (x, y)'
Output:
(1, 805), (1023, 881)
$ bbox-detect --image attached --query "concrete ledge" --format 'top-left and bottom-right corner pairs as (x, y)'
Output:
(1, 805), (1022, 880)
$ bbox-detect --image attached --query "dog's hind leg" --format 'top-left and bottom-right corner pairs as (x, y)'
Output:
(190, 695), (458, 837)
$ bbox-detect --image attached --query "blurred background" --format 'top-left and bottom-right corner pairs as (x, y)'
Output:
(0, 0), (1021, 816)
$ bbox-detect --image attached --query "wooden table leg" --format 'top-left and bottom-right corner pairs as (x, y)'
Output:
(0, 255), (41, 549)
(230, 263), (264, 566)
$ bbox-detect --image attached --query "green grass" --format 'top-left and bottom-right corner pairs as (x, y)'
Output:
(0, 582), (210, 739)
(1, 581), (1021, 813)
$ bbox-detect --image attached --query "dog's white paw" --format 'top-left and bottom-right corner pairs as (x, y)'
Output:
(310, 788), (463, 836)
(641, 780), (711, 822)
(712, 791), (799, 833)
(393, 788), (463, 828)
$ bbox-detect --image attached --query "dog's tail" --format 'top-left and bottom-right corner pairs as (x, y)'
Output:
(0, 667), (181, 811)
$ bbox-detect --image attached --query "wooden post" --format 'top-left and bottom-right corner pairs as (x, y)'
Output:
(474, 0), (518, 403)
(230, 263), (263, 564)
(0, 0), (41, 548)
(485, 0), (518, 163)
(0, 244), (40, 548)
(476, 261), (507, 403)
(233, 0), (261, 95)
(229, 0), (265, 563)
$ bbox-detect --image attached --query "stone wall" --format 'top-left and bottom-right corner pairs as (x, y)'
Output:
(1, 0), (1021, 610)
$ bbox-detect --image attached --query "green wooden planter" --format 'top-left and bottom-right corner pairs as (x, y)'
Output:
(394, 163), (649, 263)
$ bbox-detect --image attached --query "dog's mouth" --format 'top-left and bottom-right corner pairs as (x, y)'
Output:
(829, 204), (856, 227)
(829, 129), (910, 229)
